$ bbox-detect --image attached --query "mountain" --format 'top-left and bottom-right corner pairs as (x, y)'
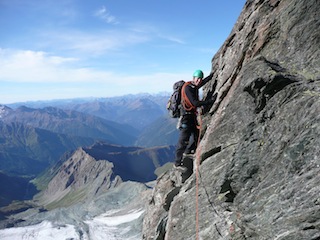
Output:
(135, 116), (179, 147)
(0, 95), (177, 210)
(2, 106), (138, 146)
(0, 121), (95, 176)
(142, 0), (320, 239)
(4, 94), (178, 147)
(6, 94), (170, 132)
(0, 105), (11, 119)
(33, 142), (175, 209)
(33, 147), (121, 209)
(0, 105), (139, 206)
(69, 94), (169, 131)
(0, 142), (174, 237)
(60, 96), (180, 147)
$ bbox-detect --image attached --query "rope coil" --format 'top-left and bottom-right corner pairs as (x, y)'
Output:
(181, 81), (196, 113)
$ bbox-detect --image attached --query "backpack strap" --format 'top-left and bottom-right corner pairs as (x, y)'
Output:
(181, 81), (196, 112)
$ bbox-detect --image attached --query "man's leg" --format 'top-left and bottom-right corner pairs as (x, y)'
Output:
(175, 127), (191, 166)
(185, 126), (199, 155)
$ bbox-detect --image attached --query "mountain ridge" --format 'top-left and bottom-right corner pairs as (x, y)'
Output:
(2, 93), (178, 148)
(2, 105), (138, 146)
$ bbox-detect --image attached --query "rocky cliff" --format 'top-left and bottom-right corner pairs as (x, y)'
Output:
(142, 0), (320, 239)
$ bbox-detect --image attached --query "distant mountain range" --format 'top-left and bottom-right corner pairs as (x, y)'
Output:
(6, 93), (170, 130)
(1, 105), (138, 145)
(3, 93), (178, 146)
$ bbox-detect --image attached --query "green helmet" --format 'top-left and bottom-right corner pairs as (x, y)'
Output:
(193, 69), (203, 78)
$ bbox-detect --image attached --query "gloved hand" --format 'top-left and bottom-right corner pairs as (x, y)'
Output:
(203, 92), (217, 105)
(203, 72), (214, 82)
(207, 72), (214, 79)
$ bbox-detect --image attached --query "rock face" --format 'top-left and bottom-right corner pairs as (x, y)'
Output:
(142, 0), (320, 239)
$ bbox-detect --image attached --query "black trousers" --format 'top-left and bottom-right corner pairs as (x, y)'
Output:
(175, 114), (199, 166)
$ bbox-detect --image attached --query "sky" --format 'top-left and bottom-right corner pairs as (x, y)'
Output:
(0, 0), (246, 104)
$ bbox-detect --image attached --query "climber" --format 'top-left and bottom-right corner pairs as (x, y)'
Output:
(174, 69), (216, 172)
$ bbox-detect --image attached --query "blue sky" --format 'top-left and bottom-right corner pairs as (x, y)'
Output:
(0, 0), (246, 104)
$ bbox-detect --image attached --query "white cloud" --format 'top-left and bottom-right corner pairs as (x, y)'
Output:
(159, 35), (185, 44)
(39, 29), (150, 56)
(32, 18), (184, 57)
(129, 23), (185, 45)
(0, 49), (112, 83)
(0, 48), (195, 103)
(0, 49), (186, 90)
(94, 6), (119, 24)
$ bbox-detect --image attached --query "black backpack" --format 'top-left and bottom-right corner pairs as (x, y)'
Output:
(166, 80), (185, 118)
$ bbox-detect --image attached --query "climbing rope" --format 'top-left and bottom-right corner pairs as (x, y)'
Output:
(195, 108), (203, 240)
(180, 81), (208, 239)
(195, 107), (223, 239)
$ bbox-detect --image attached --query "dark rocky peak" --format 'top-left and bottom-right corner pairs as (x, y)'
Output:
(143, 0), (320, 239)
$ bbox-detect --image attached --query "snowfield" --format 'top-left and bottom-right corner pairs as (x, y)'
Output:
(0, 221), (78, 240)
(0, 209), (144, 240)
(85, 209), (144, 240)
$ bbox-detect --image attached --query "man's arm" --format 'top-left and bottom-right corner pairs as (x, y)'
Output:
(199, 72), (213, 88)
(184, 84), (214, 108)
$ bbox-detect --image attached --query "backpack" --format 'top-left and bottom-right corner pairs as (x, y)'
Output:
(166, 80), (185, 118)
